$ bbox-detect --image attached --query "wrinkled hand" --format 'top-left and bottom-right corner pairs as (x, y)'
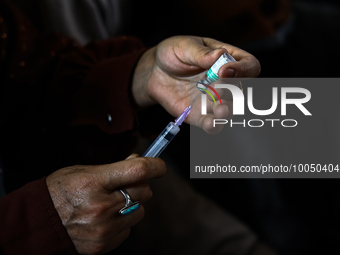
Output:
(132, 36), (260, 134)
(46, 154), (166, 255)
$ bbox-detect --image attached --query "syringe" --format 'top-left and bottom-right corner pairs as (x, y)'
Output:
(142, 95), (200, 158)
(142, 52), (236, 158)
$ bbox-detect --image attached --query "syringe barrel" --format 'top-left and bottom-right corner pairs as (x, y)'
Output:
(142, 122), (180, 158)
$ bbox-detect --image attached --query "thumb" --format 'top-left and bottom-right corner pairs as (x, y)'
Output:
(179, 37), (228, 69)
(126, 153), (140, 160)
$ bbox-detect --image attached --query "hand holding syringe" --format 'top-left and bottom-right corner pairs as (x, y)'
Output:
(143, 53), (236, 158)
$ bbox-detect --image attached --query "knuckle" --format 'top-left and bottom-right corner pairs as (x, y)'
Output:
(198, 47), (210, 60)
(130, 158), (166, 181)
(131, 158), (149, 179)
(90, 202), (110, 219)
(138, 157), (150, 170)
(197, 46), (206, 56)
(73, 173), (97, 191)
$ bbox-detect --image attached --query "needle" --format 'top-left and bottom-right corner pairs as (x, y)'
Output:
(190, 92), (202, 108)
(143, 92), (202, 157)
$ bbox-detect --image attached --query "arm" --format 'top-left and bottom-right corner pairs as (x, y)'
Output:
(0, 0), (148, 192)
(0, 1), (150, 254)
(0, 178), (78, 254)
(0, 155), (166, 255)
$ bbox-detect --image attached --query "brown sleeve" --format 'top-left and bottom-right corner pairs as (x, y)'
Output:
(0, 177), (78, 255)
(44, 37), (147, 135)
(0, 0), (147, 176)
(0, 0), (147, 137)
(0, 1), (147, 254)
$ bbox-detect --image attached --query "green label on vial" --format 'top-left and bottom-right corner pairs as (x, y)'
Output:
(206, 69), (219, 82)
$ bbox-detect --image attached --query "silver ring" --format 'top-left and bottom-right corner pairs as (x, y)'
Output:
(119, 189), (140, 215)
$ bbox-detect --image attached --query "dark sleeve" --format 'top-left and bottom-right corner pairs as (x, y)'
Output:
(0, 177), (78, 254)
(0, 1), (147, 254)
(0, 0), (148, 168)
(44, 37), (147, 135)
(0, 2), (147, 136)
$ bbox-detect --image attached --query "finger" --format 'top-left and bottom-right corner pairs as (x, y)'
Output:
(202, 37), (261, 78)
(175, 37), (228, 70)
(201, 114), (225, 135)
(115, 228), (131, 245)
(206, 99), (232, 132)
(98, 157), (167, 190)
(203, 95), (231, 118)
(188, 96), (232, 134)
(111, 182), (153, 205)
(213, 103), (230, 119)
(190, 108), (225, 134)
(217, 45), (260, 78)
(124, 183), (153, 203)
(202, 37), (231, 51)
(203, 86), (232, 105)
(104, 228), (131, 253)
(117, 204), (145, 229)
(218, 57), (261, 79)
(200, 94), (231, 117)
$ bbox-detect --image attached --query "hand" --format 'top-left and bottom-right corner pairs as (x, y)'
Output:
(132, 36), (260, 134)
(46, 154), (166, 255)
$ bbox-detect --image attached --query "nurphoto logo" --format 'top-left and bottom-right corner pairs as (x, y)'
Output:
(200, 84), (312, 128)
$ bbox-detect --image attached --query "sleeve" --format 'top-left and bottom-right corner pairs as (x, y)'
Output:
(44, 37), (147, 134)
(0, 177), (78, 255)
(0, 0), (147, 137)
(0, 0), (148, 167)
(0, 1), (147, 254)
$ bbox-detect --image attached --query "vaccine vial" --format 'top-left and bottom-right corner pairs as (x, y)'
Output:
(197, 52), (236, 92)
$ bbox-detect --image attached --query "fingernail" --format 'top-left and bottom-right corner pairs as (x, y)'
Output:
(224, 68), (235, 77)
(126, 153), (139, 159)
